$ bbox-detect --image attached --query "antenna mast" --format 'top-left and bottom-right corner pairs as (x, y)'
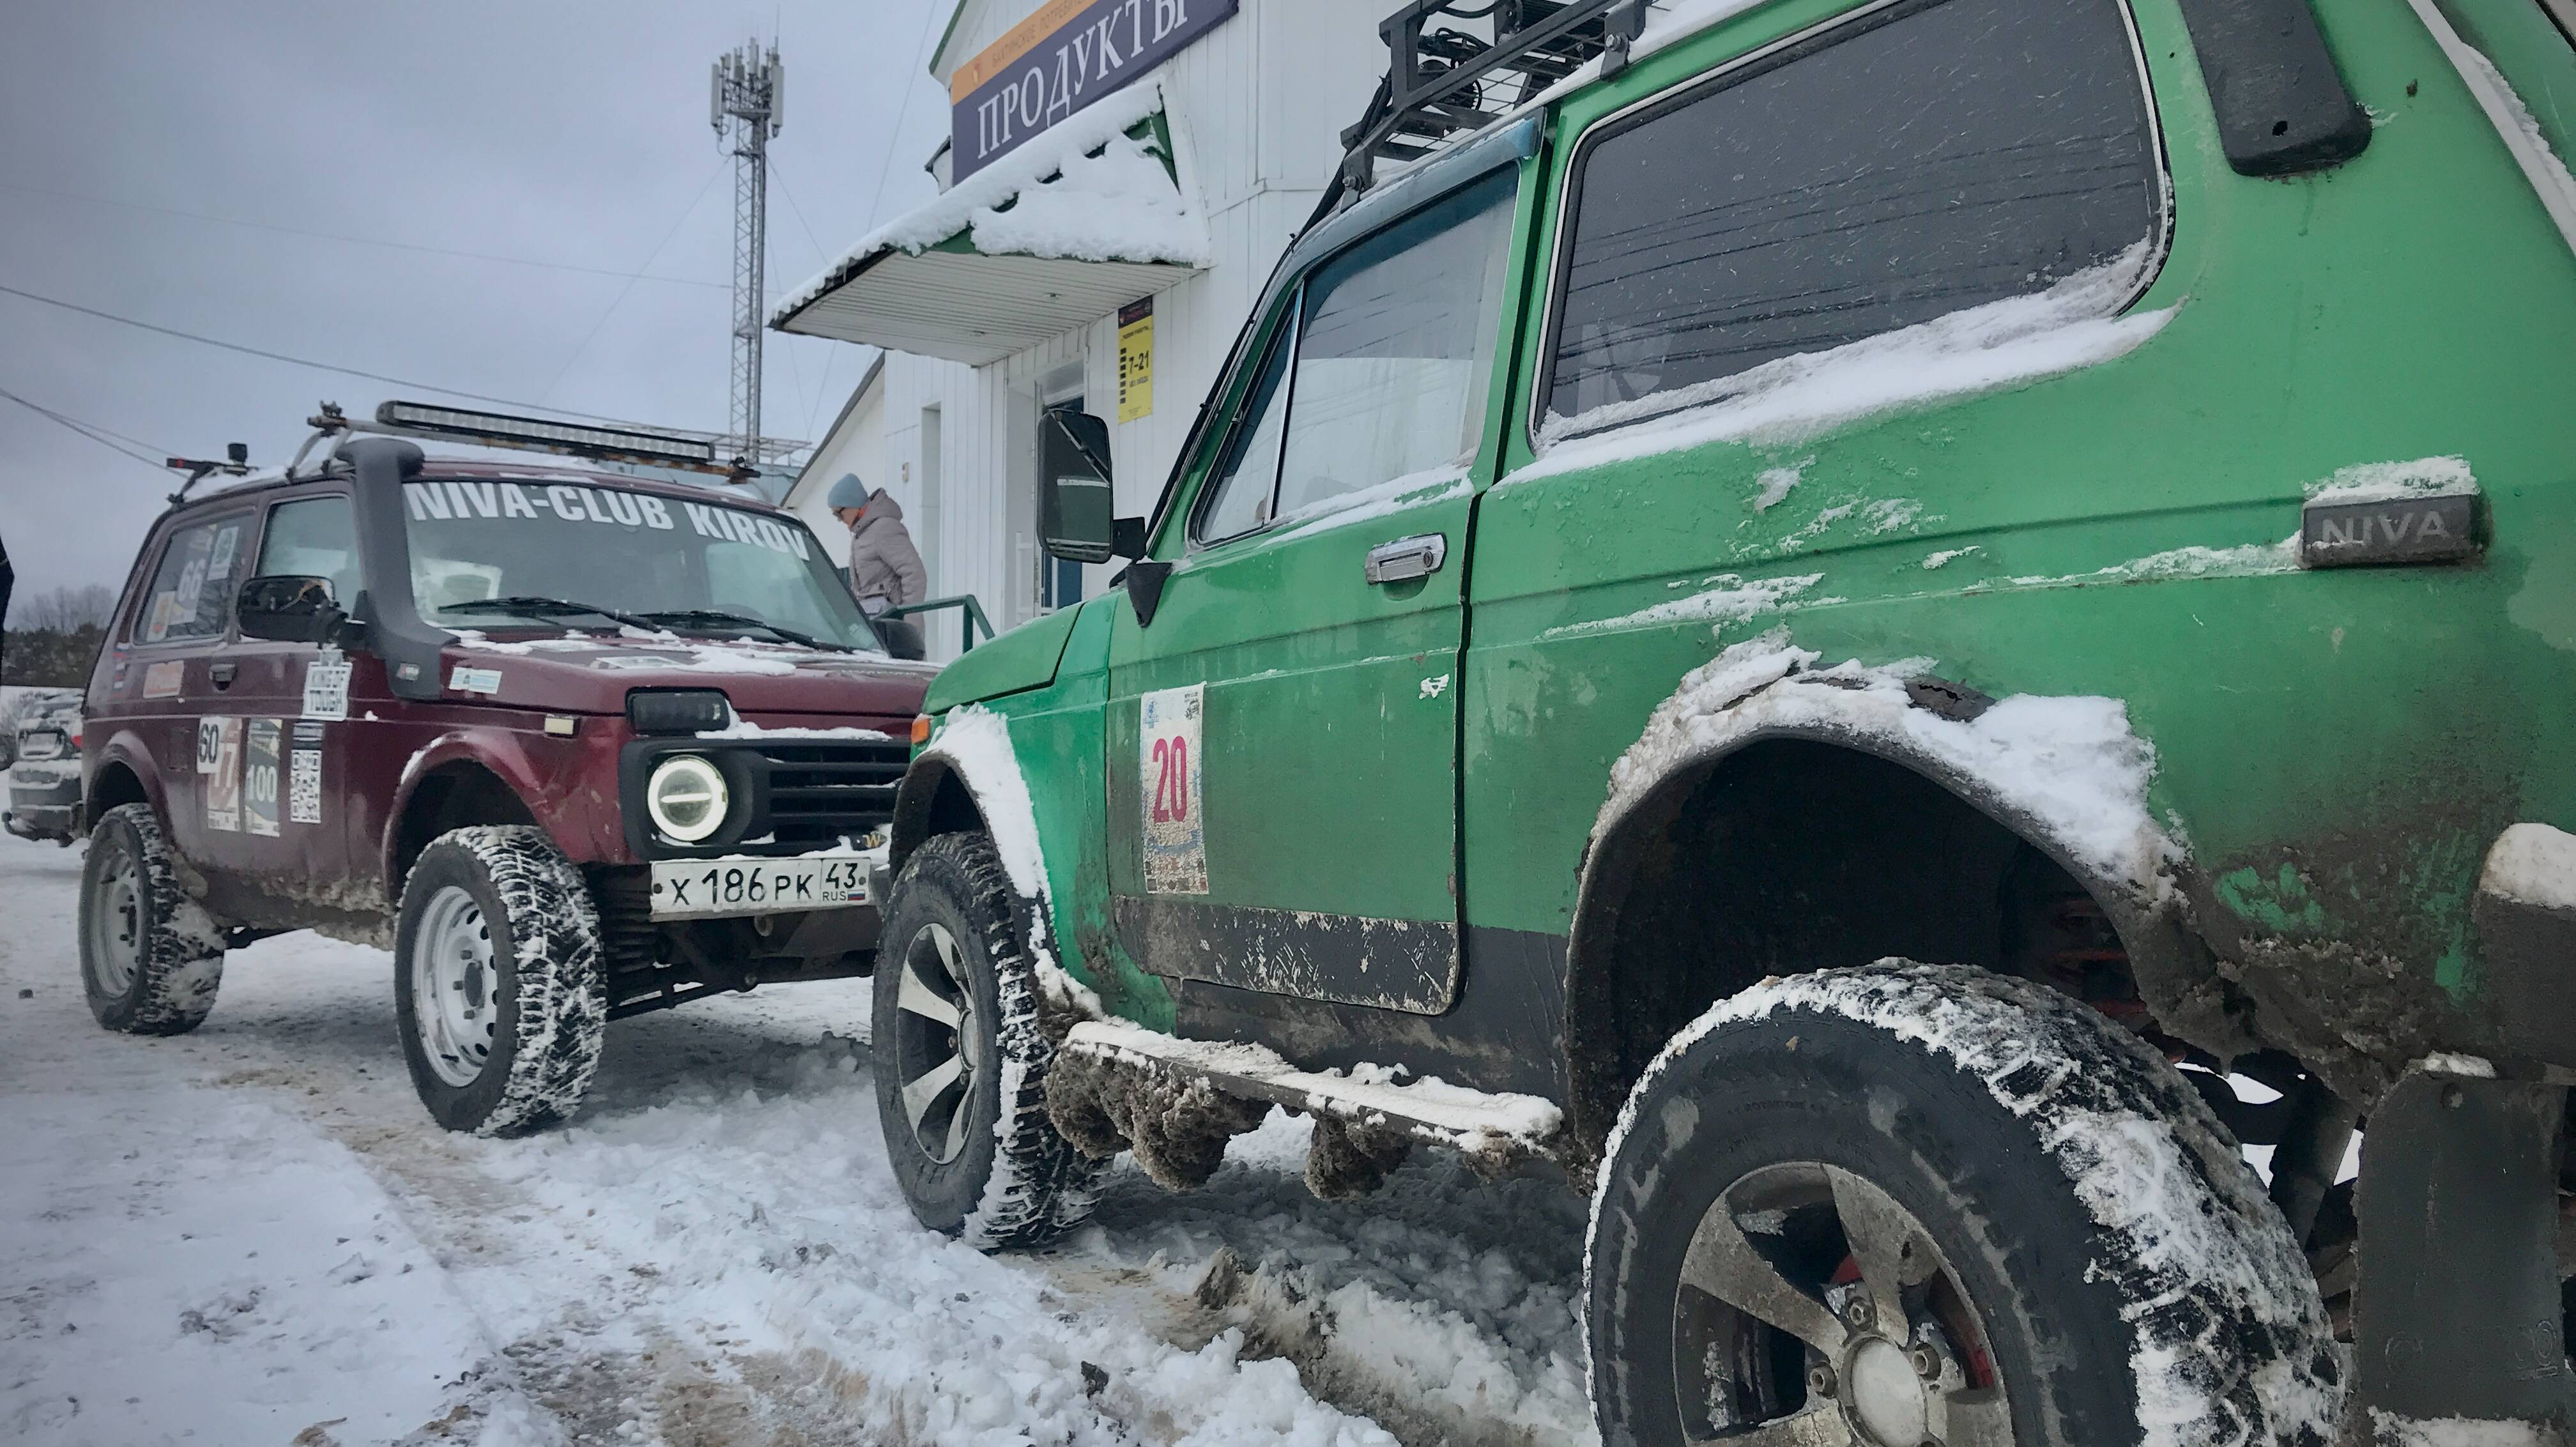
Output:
(711, 38), (784, 463)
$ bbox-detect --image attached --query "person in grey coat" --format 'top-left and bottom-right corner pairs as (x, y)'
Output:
(829, 473), (926, 616)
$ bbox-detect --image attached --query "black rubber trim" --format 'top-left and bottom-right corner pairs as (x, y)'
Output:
(2173, 0), (2372, 176)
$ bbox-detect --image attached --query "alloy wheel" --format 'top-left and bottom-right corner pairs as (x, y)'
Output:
(1673, 1163), (2010, 1445)
(893, 921), (982, 1164)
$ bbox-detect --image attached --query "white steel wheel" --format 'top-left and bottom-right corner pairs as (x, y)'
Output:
(79, 802), (224, 1034)
(410, 884), (499, 1088)
(393, 825), (607, 1137)
(892, 922), (985, 1165)
(88, 846), (143, 997)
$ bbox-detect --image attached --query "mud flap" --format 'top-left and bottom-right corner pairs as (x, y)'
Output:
(2352, 1069), (2573, 1443)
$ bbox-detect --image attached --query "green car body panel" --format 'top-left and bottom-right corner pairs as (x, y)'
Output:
(906, 0), (2576, 1129)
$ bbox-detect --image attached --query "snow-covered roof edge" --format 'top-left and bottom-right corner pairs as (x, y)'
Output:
(770, 82), (1202, 328)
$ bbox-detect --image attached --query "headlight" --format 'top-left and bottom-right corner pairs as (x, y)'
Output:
(645, 754), (730, 843)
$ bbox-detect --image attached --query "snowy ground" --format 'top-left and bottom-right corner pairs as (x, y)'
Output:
(0, 830), (1596, 1447)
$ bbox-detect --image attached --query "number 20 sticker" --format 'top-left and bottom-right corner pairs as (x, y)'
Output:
(1140, 684), (1207, 895)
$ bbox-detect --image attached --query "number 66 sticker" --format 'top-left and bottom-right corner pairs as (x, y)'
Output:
(1140, 684), (1207, 895)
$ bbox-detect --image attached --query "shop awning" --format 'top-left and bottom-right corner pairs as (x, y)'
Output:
(770, 84), (1207, 366)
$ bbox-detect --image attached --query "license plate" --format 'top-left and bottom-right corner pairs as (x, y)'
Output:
(649, 852), (877, 920)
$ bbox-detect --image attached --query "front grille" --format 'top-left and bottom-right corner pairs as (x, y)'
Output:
(756, 740), (908, 847)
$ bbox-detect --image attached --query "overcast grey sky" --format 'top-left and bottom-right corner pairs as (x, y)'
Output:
(0, 0), (951, 602)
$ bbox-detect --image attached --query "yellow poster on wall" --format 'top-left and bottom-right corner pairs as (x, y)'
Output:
(1117, 296), (1154, 423)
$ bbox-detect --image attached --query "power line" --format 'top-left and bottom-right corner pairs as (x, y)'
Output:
(0, 179), (730, 291)
(0, 279), (672, 429)
(537, 164), (729, 408)
(0, 383), (174, 475)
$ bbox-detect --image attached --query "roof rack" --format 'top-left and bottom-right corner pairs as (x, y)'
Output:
(1340, 0), (1646, 192)
(284, 401), (771, 484)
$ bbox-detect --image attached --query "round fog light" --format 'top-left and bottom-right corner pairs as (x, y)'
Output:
(646, 754), (730, 843)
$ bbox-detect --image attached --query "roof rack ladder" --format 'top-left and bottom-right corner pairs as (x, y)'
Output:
(1341, 0), (1644, 192)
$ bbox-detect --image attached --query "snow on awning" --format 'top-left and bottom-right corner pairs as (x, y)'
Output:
(771, 82), (1208, 365)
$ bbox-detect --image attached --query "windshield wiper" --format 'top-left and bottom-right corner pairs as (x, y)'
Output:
(638, 609), (850, 652)
(438, 595), (659, 632)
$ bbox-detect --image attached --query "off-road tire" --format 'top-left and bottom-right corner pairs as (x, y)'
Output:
(394, 825), (607, 1137)
(1587, 961), (2341, 1447)
(873, 831), (1099, 1248)
(80, 802), (225, 1034)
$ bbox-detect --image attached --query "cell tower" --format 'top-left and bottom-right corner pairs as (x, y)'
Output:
(711, 39), (783, 462)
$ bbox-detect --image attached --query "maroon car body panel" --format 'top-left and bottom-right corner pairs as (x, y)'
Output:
(81, 461), (934, 933)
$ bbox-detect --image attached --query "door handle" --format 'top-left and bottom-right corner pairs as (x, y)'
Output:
(208, 661), (236, 689)
(1364, 533), (1448, 585)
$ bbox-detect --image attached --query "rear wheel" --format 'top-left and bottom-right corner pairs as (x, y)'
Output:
(1586, 961), (2341, 1446)
(79, 803), (224, 1034)
(394, 826), (606, 1136)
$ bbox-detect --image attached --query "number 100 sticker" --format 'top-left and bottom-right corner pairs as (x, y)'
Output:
(1140, 684), (1206, 895)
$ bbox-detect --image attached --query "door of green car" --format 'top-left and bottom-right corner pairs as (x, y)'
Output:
(1104, 167), (1522, 1013)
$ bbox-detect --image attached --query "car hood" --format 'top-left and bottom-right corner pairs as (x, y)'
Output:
(441, 630), (939, 724)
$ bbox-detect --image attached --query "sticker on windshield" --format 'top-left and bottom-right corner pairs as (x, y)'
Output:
(243, 719), (281, 838)
(303, 655), (351, 720)
(449, 665), (503, 695)
(142, 661), (184, 699)
(680, 501), (812, 560)
(202, 717), (243, 832)
(404, 480), (675, 530)
(1140, 684), (1208, 895)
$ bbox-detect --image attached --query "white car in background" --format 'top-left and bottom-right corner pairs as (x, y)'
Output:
(5, 689), (84, 845)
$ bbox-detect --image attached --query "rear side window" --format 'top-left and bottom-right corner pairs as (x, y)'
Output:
(132, 514), (251, 645)
(1542, 0), (2161, 433)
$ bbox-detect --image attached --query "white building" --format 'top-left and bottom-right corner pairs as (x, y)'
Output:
(776, 0), (1395, 655)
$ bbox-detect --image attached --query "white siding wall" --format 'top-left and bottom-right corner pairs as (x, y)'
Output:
(861, 0), (1389, 661)
(788, 376), (885, 569)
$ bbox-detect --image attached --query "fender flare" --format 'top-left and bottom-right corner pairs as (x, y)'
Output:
(91, 730), (167, 821)
(379, 730), (556, 887)
(889, 706), (1070, 979)
(1563, 641), (2245, 1147)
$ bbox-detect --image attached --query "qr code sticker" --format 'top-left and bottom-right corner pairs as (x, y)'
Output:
(288, 749), (323, 825)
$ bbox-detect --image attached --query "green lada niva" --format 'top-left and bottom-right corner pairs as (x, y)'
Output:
(869, 1), (2576, 1441)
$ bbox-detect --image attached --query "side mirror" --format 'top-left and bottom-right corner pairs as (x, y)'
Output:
(1040, 471), (1120, 565)
(236, 575), (346, 645)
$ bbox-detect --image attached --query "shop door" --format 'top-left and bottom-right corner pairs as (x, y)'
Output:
(1105, 171), (1519, 1013)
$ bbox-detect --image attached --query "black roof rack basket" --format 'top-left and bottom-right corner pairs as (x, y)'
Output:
(1340, 0), (1646, 192)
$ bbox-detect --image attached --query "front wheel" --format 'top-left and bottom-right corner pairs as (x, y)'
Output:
(1586, 962), (2340, 1447)
(873, 831), (1098, 1248)
(394, 826), (606, 1136)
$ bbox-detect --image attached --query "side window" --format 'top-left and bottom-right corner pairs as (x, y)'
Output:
(1192, 169), (1519, 543)
(1543, 0), (2161, 432)
(131, 515), (250, 645)
(1195, 314), (1298, 542)
(254, 496), (365, 611)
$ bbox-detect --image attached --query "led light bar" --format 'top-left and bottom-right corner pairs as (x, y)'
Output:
(372, 401), (727, 471)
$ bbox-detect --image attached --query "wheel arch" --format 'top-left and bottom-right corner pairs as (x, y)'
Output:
(889, 754), (993, 877)
(85, 751), (153, 829)
(385, 750), (540, 896)
(1561, 721), (2236, 1161)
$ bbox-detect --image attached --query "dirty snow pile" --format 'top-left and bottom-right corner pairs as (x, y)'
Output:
(0, 829), (1587, 1446)
(1600, 627), (2176, 898)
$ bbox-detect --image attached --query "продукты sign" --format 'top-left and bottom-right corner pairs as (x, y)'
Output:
(949, 0), (1238, 181)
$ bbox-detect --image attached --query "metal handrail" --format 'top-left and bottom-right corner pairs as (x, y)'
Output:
(881, 594), (996, 652)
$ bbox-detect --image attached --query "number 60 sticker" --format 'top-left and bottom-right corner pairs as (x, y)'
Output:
(1140, 684), (1207, 895)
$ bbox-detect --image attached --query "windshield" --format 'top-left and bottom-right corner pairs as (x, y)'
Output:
(401, 479), (882, 652)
